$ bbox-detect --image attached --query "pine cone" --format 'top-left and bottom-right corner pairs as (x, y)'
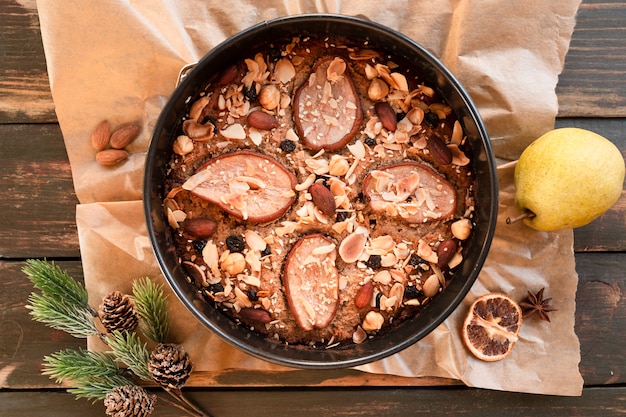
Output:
(104, 385), (156, 417)
(148, 343), (192, 389)
(98, 291), (139, 333)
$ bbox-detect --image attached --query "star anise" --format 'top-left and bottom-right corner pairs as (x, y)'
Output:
(520, 288), (557, 322)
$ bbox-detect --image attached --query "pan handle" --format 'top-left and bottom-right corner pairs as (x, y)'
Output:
(176, 63), (197, 87)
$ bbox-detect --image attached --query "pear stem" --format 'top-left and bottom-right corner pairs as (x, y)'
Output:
(506, 210), (535, 225)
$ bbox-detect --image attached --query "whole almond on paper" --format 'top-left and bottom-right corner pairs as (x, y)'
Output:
(90, 120), (110, 151)
(96, 149), (128, 166)
(110, 123), (140, 149)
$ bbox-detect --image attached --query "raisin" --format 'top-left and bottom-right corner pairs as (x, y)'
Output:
(364, 137), (377, 147)
(375, 292), (383, 309)
(243, 82), (258, 102)
(336, 211), (349, 222)
(247, 288), (259, 302)
(209, 282), (224, 293)
(279, 139), (296, 153)
(404, 285), (422, 300)
(366, 254), (382, 270)
(424, 111), (440, 128)
(268, 48), (282, 62)
(225, 235), (245, 252)
(396, 111), (407, 122)
(260, 245), (271, 257)
(408, 254), (429, 271)
(192, 240), (207, 255)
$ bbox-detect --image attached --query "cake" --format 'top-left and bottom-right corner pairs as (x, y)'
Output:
(163, 34), (476, 348)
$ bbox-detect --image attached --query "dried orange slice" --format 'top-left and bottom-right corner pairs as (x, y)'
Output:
(462, 293), (523, 362)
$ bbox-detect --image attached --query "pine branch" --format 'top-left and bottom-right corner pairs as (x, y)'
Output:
(132, 277), (170, 343)
(23, 259), (93, 314)
(26, 292), (99, 338)
(43, 349), (133, 402)
(106, 331), (152, 382)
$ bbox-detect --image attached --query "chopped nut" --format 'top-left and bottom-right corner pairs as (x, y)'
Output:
(362, 311), (385, 332)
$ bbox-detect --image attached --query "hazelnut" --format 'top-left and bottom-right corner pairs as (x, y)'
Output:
(451, 218), (472, 240)
(367, 78), (389, 101)
(362, 311), (385, 332)
(221, 252), (246, 275)
(173, 135), (194, 155)
(259, 84), (281, 110)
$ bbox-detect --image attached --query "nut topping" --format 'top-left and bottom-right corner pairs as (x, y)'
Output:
(309, 183), (337, 217)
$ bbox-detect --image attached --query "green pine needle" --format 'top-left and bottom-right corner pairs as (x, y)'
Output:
(106, 331), (152, 382)
(132, 277), (170, 343)
(27, 292), (98, 338)
(23, 259), (91, 313)
(43, 349), (133, 402)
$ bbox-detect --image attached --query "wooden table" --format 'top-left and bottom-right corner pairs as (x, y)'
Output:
(1, 1), (624, 415)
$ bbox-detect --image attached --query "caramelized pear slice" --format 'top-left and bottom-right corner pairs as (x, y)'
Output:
(284, 234), (340, 331)
(363, 162), (456, 223)
(293, 56), (363, 151)
(182, 150), (297, 223)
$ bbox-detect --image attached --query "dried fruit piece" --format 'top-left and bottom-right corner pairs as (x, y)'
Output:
(91, 120), (110, 151)
(110, 123), (139, 149)
(96, 149), (129, 166)
(462, 293), (523, 362)
(363, 162), (457, 223)
(284, 234), (340, 331)
(182, 151), (297, 223)
(293, 56), (363, 151)
(309, 183), (336, 217)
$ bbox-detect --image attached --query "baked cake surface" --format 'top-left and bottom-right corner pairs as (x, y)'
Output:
(163, 35), (476, 348)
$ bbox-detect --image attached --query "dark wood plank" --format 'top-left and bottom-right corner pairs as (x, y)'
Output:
(556, 2), (626, 117)
(0, 0), (55, 123)
(1, 0), (625, 124)
(3, 252), (625, 389)
(1, 386), (626, 417)
(0, 124), (79, 258)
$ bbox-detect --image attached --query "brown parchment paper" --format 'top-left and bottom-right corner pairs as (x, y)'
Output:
(37, 0), (583, 395)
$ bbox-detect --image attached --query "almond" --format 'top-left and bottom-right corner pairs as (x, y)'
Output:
(217, 64), (238, 86)
(183, 218), (217, 239)
(309, 183), (336, 217)
(96, 149), (128, 166)
(90, 120), (110, 151)
(436, 239), (457, 268)
(355, 281), (374, 308)
(374, 102), (397, 132)
(239, 307), (272, 324)
(428, 134), (453, 165)
(247, 110), (278, 130)
(110, 123), (139, 149)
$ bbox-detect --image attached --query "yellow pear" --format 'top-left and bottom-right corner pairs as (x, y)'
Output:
(510, 128), (624, 231)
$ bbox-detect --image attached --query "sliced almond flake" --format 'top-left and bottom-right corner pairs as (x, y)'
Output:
(182, 169), (213, 191)
(285, 128), (300, 142)
(417, 239), (438, 264)
(449, 144), (471, 166)
(245, 230), (267, 252)
(245, 250), (262, 272)
(370, 235), (396, 252)
(274, 58), (296, 84)
(234, 176), (266, 190)
(373, 270), (392, 285)
(381, 253), (397, 268)
(295, 173), (316, 191)
(241, 274), (262, 288)
(248, 128), (264, 146)
(221, 123), (246, 139)
(345, 158), (360, 181)
(364, 63), (378, 79)
(347, 140), (366, 160)
(312, 243), (337, 255)
(390, 72), (409, 93)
